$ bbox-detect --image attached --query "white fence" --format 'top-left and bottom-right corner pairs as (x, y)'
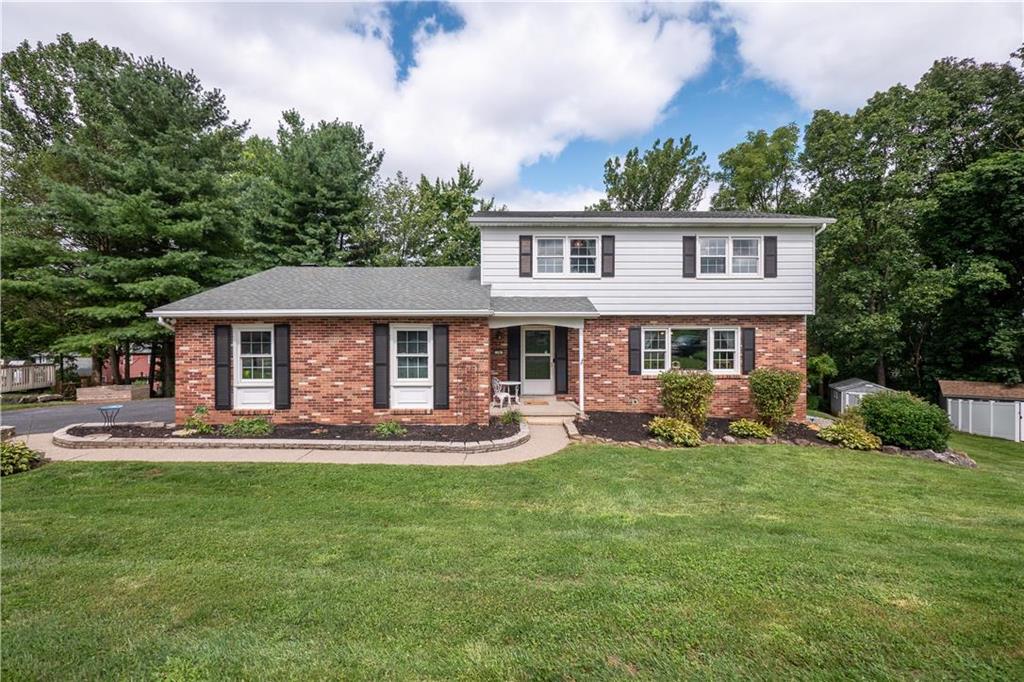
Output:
(947, 398), (1023, 442)
(0, 364), (56, 393)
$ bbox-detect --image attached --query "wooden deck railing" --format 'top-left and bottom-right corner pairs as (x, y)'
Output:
(1, 365), (56, 393)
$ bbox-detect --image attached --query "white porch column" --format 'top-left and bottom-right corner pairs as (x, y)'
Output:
(578, 325), (585, 414)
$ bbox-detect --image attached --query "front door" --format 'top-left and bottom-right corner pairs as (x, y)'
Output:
(522, 327), (554, 395)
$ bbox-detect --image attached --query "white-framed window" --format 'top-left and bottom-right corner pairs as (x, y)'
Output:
(641, 326), (741, 375)
(234, 325), (274, 384)
(391, 325), (432, 385)
(533, 236), (599, 277)
(697, 236), (762, 277)
(643, 329), (667, 371)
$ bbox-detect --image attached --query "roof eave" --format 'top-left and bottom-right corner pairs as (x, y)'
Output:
(471, 216), (837, 227)
(147, 309), (493, 319)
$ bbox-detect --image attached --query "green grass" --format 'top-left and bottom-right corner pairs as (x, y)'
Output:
(0, 400), (76, 412)
(3, 434), (1022, 679)
(807, 409), (834, 419)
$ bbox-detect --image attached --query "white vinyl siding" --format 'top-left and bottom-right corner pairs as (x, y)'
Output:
(481, 226), (815, 315)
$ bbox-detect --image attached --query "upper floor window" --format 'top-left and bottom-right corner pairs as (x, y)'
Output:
(534, 237), (599, 277)
(698, 236), (762, 277)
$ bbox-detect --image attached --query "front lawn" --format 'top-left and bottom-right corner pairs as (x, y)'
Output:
(3, 434), (1022, 679)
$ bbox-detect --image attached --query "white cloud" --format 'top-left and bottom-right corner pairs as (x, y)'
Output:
(497, 186), (606, 211)
(722, 1), (1023, 112)
(3, 2), (714, 195)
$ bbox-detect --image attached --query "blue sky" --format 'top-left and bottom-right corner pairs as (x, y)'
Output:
(5, 2), (1022, 208)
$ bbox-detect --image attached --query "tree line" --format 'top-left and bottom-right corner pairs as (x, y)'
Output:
(2, 34), (1022, 401)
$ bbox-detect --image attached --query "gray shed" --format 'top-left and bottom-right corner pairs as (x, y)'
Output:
(829, 378), (892, 414)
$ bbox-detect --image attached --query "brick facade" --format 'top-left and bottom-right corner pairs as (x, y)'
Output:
(579, 315), (806, 419)
(488, 315), (806, 420)
(175, 314), (805, 427)
(174, 317), (491, 426)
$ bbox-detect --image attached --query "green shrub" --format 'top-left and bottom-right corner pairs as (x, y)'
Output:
(182, 406), (213, 435)
(859, 391), (951, 451)
(818, 421), (881, 450)
(749, 368), (803, 432)
(374, 420), (408, 439)
(647, 416), (702, 447)
(1, 441), (43, 476)
(658, 371), (716, 429)
(499, 410), (522, 425)
(728, 418), (773, 439)
(221, 417), (274, 438)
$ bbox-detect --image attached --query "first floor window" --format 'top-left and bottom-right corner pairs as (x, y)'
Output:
(712, 330), (737, 370)
(536, 238), (564, 274)
(642, 327), (741, 375)
(395, 328), (430, 380)
(238, 329), (273, 381)
(643, 329), (667, 371)
(671, 329), (708, 370)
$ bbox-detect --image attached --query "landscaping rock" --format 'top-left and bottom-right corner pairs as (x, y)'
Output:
(722, 435), (737, 444)
(793, 438), (811, 447)
(882, 445), (901, 454)
(36, 393), (64, 402)
(904, 448), (977, 468)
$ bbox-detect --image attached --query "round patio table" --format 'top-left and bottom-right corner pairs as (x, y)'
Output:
(97, 404), (123, 427)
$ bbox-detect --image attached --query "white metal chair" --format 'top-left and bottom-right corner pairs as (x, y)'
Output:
(491, 377), (513, 408)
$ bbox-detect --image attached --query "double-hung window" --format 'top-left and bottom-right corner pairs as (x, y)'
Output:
(393, 326), (431, 384)
(236, 326), (273, 383)
(641, 327), (740, 375)
(534, 237), (599, 277)
(698, 236), (762, 277)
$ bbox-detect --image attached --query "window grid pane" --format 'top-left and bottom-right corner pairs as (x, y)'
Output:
(713, 351), (736, 370)
(537, 257), (563, 273)
(241, 356), (273, 380)
(397, 356), (429, 379)
(396, 330), (428, 355)
(643, 330), (667, 371)
(569, 239), (597, 274)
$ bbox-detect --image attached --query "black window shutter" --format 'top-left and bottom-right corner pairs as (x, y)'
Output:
(507, 326), (521, 382)
(554, 326), (569, 394)
(742, 327), (756, 374)
(764, 236), (778, 278)
(373, 324), (389, 409)
(519, 236), (533, 277)
(628, 327), (642, 375)
(433, 325), (449, 409)
(214, 325), (231, 410)
(274, 324), (290, 409)
(682, 236), (697, 278)
(601, 235), (615, 277)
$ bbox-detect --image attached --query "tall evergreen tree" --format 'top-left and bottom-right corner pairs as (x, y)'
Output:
(243, 111), (383, 268)
(2, 35), (248, 393)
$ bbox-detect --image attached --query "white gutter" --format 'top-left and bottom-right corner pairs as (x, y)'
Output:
(472, 217), (838, 227)
(491, 311), (599, 318)
(146, 309), (493, 319)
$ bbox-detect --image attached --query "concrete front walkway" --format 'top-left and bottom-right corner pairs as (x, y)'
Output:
(22, 424), (570, 466)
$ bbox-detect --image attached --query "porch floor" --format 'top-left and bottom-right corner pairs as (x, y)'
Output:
(491, 396), (579, 419)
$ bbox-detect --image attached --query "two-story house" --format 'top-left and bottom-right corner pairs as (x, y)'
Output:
(150, 211), (834, 425)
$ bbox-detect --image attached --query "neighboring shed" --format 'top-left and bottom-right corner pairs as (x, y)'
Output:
(829, 378), (892, 414)
(939, 380), (1024, 443)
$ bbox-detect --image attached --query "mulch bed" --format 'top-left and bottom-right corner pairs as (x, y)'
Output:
(575, 411), (831, 447)
(69, 419), (518, 443)
(69, 424), (176, 439)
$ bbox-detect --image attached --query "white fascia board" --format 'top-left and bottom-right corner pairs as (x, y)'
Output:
(471, 217), (837, 227)
(146, 309), (492, 319)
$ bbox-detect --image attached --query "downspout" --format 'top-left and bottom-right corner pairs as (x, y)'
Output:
(814, 222), (829, 237)
(578, 325), (585, 415)
(155, 316), (175, 332)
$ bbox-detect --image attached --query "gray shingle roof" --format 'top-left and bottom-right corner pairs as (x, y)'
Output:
(152, 266), (492, 315)
(472, 210), (834, 222)
(490, 296), (597, 315)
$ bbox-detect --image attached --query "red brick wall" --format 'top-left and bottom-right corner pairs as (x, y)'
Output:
(175, 317), (491, 426)
(580, 315), (807, 420)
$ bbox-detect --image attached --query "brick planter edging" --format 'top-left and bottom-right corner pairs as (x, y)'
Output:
(52, 422), (530, 454)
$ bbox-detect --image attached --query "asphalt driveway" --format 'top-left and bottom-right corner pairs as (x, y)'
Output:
(1, 398), (175, 435)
